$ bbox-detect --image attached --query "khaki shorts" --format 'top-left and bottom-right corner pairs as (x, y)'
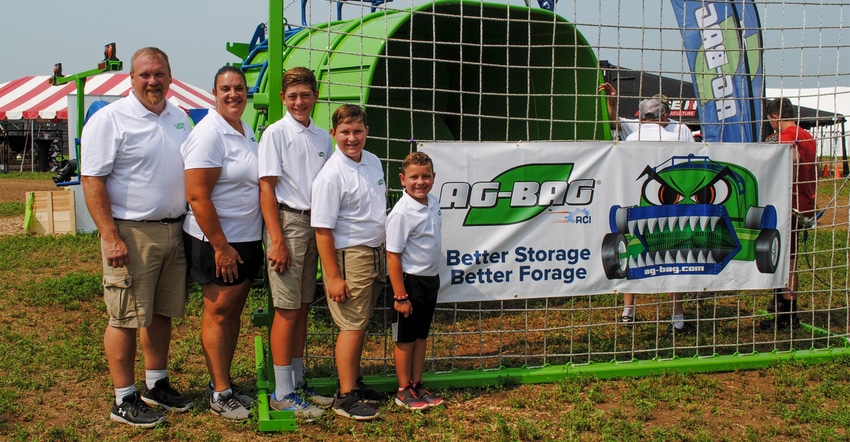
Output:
(103, 220), (188, 328)
(324, 244), (385, 331)
(265, 210), (319, 310)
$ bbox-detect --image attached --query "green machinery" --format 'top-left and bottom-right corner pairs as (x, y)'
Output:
(227, 0), (610, 431)
(49, 43), (123, 186)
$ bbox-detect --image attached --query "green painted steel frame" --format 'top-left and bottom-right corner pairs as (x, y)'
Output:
(50, 58), (123, 176)
(234, 0), (850, 433)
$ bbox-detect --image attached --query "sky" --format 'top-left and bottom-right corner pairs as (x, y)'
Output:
(1, 0), (847, 91)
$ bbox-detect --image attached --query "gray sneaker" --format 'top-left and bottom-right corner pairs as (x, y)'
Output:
(205, 379), (253, 409)
(270, 392), (325, 421)
(210, 390), (251, 421)
(298, 381), (334, 408)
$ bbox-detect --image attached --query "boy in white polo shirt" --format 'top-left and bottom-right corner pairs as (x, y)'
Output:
(259, 67), (332, 419)
(386, 151), (445, 411)
(311, 104), (388, 421)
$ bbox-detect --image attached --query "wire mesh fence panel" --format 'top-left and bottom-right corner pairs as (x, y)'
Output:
(246, 0), (850, 384)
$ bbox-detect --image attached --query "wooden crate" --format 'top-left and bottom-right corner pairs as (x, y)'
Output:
(25, 190), (76, 235)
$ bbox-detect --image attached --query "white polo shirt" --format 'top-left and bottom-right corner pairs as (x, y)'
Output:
(625, 122), (695, 142)
(181, 109), (262, 242)
(619, 118), (693, 142)
(258, 113), (332, 210)
(311, 148), (386, 249)
(81, 92), (190, 220)
(386, 191), (441, 277)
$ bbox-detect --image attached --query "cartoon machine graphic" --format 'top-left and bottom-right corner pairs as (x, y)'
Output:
(601, 154), (781, 280)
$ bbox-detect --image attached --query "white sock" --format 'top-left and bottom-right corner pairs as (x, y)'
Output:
(622, 306), (635, 317)
(145, 369), (167, 390)
(115, 385), (136, 405)
(273, 365), (295, 400)
(213, 388), (232, 402)
(292, 357), (304, 385)
(672, 314), (685, 329)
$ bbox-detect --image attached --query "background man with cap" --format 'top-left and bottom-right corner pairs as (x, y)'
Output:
(598, 83), (697, 334)
(598, 82), (694, 142)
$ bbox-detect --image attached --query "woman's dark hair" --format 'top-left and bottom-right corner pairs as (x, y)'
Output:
(213, 65), (247, 90)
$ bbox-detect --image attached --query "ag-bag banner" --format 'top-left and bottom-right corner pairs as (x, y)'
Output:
(670, 0), (762, 142)
(420, 141), (791, 303)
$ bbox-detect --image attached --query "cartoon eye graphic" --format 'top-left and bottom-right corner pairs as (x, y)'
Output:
(643, 179), (683, 205)
(691, 179), (730, 204)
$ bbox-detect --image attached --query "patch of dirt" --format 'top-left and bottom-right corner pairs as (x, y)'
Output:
(0, 176), (70, 236)
(0, 176), (59, 203)
(0, 214), (25, 236)
(815, 173), (850, 229)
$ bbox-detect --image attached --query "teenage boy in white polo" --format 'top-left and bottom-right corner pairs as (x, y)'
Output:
(258, 67), (332, 419)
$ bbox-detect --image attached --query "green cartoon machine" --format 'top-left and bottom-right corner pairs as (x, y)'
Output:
(601, 154), (781, 281)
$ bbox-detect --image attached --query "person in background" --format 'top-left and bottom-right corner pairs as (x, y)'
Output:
(182, 66), (263, 421)
(258, 66), (332, 420)
(387, 151), (446, 411)
(760, 97), (817, 330)
(81, 47), (193, 428)
(600, 83), (698, 335)
(598, 82), (694, 142)
(312, 104), (389, 421)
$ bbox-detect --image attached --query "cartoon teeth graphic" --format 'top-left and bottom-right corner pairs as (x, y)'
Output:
(601, 155), (781, 280)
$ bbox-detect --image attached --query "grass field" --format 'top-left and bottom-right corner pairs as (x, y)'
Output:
(2, 173), (850, 441)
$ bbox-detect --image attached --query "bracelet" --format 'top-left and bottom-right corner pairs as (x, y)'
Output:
(394, 295), (409, 302)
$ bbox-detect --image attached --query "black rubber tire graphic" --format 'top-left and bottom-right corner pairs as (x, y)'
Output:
(755, 228), (780, 274)
(602, 232), (628, 279)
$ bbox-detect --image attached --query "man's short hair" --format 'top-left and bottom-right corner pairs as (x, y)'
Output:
(130, 47), (171, 75)
(639, 98), (666, 120)
(282, 66), (318, 93)
(402, 151), (434, 175)
(332, 104), (368, 129)
(766, 97), (795, 120)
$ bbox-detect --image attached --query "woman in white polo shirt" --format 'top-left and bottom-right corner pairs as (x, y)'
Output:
(181, 66), (262, 421)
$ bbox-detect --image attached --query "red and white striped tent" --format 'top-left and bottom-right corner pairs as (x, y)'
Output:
(0, 74), (213, 120)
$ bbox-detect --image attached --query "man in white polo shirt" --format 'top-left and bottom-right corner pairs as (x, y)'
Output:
(598, 82), (694, 142)
(81, 47), (192, 428)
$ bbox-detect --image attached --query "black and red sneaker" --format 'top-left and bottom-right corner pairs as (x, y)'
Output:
(412, 381), (445, 407)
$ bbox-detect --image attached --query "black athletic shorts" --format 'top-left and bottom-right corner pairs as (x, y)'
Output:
(393, 273), (440, 343)
(184, 232), (263, 286)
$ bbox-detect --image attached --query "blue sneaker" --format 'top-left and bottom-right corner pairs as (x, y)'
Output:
(270, 392), (325, 421)
(298, 381), (334, 408)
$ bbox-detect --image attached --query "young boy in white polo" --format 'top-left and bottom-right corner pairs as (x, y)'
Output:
(386, 151), (445, 410)
(311, 104), (389, 421)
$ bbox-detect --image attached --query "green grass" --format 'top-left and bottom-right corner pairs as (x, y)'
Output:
(0, 171), (54, 181)
(0, 201), (24, 217)
(0, 232), (100, 272)
(2, 228), (850, 440)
